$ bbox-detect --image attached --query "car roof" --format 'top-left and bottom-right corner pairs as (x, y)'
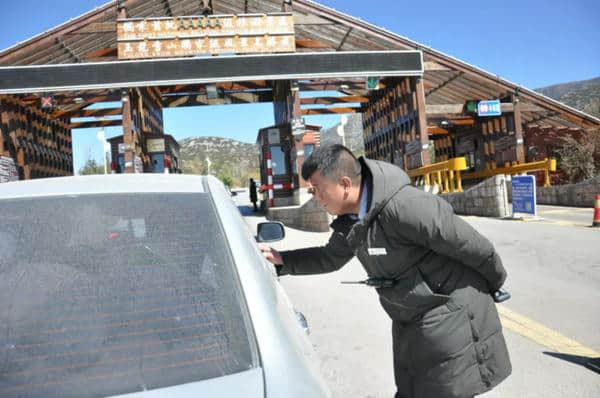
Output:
(0, 174), (210, 199)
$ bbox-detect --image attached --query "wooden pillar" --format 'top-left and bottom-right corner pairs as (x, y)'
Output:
(0, 99), (6, 156)
(122, 90), (135, 173)
(273, 80), (300, 125)
(414, 77), (430, 166)
(512, 94), (525, 163)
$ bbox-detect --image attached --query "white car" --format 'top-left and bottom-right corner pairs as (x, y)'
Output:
(0, 174), (330, 398)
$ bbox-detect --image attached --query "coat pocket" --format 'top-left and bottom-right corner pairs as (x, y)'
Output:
(378, 267), (451, 322)
(411, 305), (475, 380)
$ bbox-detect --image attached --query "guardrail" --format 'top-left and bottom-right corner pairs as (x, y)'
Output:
(462, 158), (557, 187)
(406, 157), (468, 193)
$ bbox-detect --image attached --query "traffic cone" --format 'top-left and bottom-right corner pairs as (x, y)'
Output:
(593, 194), (600, 227)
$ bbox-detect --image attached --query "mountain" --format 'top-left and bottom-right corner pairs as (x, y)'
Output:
(536, 76), (600, 118)
(178, 136), (260, 187)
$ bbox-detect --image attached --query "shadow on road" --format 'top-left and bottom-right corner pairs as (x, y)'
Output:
(543, 352), (600, 374)
(237, 204), (265, 218)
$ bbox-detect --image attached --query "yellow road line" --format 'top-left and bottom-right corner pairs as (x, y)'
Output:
(497, 305), (600, 358)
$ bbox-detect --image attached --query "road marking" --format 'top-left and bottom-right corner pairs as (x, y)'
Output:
(497, 305), (599, 357)
(539, 208), (592, 214)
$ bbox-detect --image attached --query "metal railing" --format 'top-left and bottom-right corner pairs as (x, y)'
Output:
(462, 158), (557, 187)
(407, 157), (468, 193)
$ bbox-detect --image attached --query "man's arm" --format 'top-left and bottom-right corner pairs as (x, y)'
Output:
(385, 193), (507, 291)
(261, 231), (354, 276)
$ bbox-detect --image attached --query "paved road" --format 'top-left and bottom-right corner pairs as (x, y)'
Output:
(534, 204), (596, 227)
(236, 191), (600, 398)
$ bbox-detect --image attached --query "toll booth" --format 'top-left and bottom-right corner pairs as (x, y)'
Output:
(257, 124), (299, 208)
(295, 123), (321, 188)
(108, 134), (181, 174)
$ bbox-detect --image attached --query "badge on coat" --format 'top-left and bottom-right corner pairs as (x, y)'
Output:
(367, 247), (387, 256)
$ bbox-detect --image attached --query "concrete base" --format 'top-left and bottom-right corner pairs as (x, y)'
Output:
(441, 175), (510, 218)
(267, 188), (332, 232)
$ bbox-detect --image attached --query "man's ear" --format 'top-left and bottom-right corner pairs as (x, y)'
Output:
(340, 176), (353, 190)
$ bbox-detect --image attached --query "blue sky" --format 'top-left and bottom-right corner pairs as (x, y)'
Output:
(1, 0), (599, 172)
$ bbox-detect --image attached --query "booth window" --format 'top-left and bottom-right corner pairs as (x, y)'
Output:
(270, 146), (288, 175)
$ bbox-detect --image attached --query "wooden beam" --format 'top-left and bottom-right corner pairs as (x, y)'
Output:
(301, 107), (360, 115)
(67, 22), (116, 34)
(450, 118), (475, 126)
(20, 92), (120, 106)
(68, 119), (122, 129)
(300, 95), (369, 105)
(52, 94), (120, 119)
(427, 126), (449, 135)
(513, 95), (525, 163)
(293, 13), (335, 25)
(159, 81), (269, 95)
(424, 61), (452, 71)
(55, 37), (81, 63)
(299, 82), (367, 91)
(122, 90), (135, 173)
(163, 92), (273, 107)
(415, 77), (430, 165)
(426, 104), (464, 115)
(428, 116), (476, 126)
(219, 81), (269, 90)
(70, 107), (123, 118)
(426, 102), (544, 115)
(296, 39), (332, 49)
(426, 72), (464, 97)
(337, 27), (353, 51)
(84, 47), (117, 59)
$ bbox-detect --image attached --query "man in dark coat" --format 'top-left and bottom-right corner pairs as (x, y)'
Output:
(249, 178), (258, 211)
(260, 145), (511, 398)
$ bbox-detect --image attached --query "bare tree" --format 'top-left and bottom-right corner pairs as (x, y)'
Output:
(555, 129), (600, 183)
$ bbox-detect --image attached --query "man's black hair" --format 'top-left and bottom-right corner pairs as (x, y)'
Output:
(301, 144), (361, 184)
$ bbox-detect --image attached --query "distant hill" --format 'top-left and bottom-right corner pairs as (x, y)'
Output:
(178, 136), (260, 187)
(536, 76), (600, 118)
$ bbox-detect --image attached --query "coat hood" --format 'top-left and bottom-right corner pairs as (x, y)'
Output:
(359, 157), (411, 222)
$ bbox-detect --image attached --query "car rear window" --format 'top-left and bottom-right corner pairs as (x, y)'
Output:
(0, 193), (258, 398)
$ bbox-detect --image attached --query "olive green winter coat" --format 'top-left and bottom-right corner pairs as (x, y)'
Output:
(279, 157), (511, 398)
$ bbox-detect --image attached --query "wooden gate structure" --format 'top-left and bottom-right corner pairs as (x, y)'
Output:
(0, 0), (598, 189)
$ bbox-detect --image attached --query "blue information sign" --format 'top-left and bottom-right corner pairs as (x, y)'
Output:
(477, 100), (502, 116)
(512, 175), (536, 215)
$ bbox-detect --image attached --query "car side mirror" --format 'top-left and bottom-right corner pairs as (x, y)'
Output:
(257, 222), (285, 242)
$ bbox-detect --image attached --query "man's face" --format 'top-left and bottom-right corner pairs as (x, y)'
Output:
(308, 171), (347, 215)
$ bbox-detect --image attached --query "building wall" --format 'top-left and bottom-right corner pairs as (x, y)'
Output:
(0, 95), (73, 180)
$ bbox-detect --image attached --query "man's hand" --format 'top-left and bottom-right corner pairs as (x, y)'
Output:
(259, 244), (283, 265)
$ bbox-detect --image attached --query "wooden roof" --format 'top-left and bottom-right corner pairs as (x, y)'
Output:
(1, 0), (598, 130)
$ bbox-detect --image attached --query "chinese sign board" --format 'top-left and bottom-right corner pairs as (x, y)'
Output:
(117, 13), (295, 59)
(512, 175), (536, 216)
(477, 100), (502, 117)
(146, 138), (166, 153)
